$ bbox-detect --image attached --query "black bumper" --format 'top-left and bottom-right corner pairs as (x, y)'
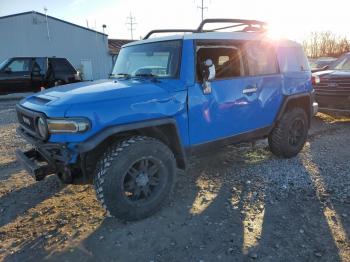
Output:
(15, 148), (54, 181)
(16, 127), (71, 181)
(315, 93), (350, 112)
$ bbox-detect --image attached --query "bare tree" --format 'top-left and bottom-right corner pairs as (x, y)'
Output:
(302, 31), (350, 58)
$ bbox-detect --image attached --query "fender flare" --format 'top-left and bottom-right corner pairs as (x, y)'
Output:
(76, 118), (187, 168)
(274, 92), (313, 126)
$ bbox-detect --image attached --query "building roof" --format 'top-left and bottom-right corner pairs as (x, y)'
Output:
(0, 11), (107, 36)
(108, 39), (134, 54)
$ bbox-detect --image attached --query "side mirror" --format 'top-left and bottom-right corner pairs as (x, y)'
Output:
(200, 59), (215, 95)
(4, 67), (11, 74)
(322, 65), (329, 70)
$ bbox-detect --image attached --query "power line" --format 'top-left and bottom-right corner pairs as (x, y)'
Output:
(126, 12), (137, 40)
(197, 0), (208, 22)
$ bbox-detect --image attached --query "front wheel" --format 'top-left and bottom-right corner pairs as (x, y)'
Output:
(94, 136), (176, 221)
(268, 108), (308, 158)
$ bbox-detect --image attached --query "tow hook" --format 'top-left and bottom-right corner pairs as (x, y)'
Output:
(59, 167), (73, 184)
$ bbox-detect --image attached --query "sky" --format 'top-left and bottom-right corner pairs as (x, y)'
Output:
(0, 0), (349, 42)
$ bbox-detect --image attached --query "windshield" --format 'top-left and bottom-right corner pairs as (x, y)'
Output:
(0, 59), (9, 70)
(111, 40), (182, 79)
(330, 55), (350, 70)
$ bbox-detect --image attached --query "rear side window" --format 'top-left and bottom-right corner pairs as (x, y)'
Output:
(277, 46), (310, 72)
(245, 42), (278, 76)
(50, 58), (76, 73)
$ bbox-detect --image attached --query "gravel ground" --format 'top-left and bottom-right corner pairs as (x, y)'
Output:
(0, 100), (349, 262)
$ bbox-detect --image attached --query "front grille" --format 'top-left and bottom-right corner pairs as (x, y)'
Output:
(16, 105), (46, 139)
(314, 77), (350, 96)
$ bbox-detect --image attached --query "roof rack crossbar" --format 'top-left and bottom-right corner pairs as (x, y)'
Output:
(144, 29), (196, 39)
(197, 19), (267, 32)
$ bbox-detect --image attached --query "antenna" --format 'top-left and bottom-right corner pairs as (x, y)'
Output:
(197, 0), (208, 22)
(126, 12), (137, 40)
(43, 6), (51, 40)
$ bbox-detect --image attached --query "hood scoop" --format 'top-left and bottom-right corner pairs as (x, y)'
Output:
(27, 94), (58, 105)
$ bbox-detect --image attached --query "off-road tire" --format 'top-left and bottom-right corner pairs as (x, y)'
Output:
(93, 136), (176, 221)
(268, 108), (308, 158)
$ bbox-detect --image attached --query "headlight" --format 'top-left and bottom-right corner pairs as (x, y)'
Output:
(47, 118), (90, 133)
(37, 117), (48, 139)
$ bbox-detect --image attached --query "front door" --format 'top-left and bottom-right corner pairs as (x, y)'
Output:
(188, 40), (283, 146)
(0, 58), (33, 94)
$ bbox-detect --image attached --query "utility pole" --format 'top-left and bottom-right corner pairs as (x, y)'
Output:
(126, 12), (137, 40)
(197, 0), (208, 22)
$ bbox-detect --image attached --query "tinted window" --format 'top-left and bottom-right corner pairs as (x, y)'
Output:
(50, 58), (76, 73)
(245, 42), (278, 75)
(5, 58), (32, 72)
(33, 58), (46, 74)
(278, 46), (310, 72)
(196, 45), (245, 80)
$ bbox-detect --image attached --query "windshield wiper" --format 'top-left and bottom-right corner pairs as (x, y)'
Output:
(111, 73), (131, 79)
(134, 73), (158, 78)
(134, 73), (161, 82)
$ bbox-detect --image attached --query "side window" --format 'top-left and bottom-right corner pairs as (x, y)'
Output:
(245, 42), (278, 76)
(277, 46), (310, 72)
(50, 58), (76, 74)
(33, 58), (46, 74)
(196, 44), (245, 80)
(5, 58), (32, 72)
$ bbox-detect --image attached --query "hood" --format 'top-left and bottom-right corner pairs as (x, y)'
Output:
(313, 70), (350, 79)
(23, 79), (175, 107)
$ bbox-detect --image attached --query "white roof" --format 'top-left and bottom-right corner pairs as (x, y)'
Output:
(123, 31), (300, 48)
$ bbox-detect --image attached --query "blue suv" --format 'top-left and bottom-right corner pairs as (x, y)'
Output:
(15, 19), (317, 220)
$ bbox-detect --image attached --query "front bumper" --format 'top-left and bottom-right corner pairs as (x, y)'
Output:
(315, 93), (350, 112)
(16, 127), (71, 181)
(15, 149), (54, 181)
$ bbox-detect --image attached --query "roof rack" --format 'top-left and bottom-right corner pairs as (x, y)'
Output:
(144, 29), (196, 40)
(143, 19), (267, 40)
(197, 18), (267, 32)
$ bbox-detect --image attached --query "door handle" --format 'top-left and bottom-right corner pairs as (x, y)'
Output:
(242, 86), (258, 95)
(23, 75), (30, 77)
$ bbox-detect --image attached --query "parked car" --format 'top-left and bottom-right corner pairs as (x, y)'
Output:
(312, 52), (350, 111)
(15, 19), (317, 221)
(310, 57), (337, 73)
(0, 57), (81, 95)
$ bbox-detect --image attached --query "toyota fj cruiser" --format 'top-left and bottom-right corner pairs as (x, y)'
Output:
(15, 19), (318, 220)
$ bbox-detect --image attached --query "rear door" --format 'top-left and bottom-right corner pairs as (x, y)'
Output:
(50, 58), (77, 85)
(0, 58), (33, 94)
(31, 57), (47, 91)
(242, 41), (284, 129)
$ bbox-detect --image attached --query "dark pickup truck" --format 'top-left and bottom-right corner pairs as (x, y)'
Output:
(312, 53), (350, 112)
(0, 57), (81, 95)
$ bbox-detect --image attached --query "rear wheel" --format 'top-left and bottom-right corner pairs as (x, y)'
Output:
(268, 108), (308, 158)
(93, 136), (176, 221)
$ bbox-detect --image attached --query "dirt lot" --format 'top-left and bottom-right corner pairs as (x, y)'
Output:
(0, 100), (349, 262)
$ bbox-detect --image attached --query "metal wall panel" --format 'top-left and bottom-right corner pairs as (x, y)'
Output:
(0, 12), (113, 80)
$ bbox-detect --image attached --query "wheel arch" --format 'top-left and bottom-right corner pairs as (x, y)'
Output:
(274, 93), (312, 128)
(77, 119), (187, 178)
